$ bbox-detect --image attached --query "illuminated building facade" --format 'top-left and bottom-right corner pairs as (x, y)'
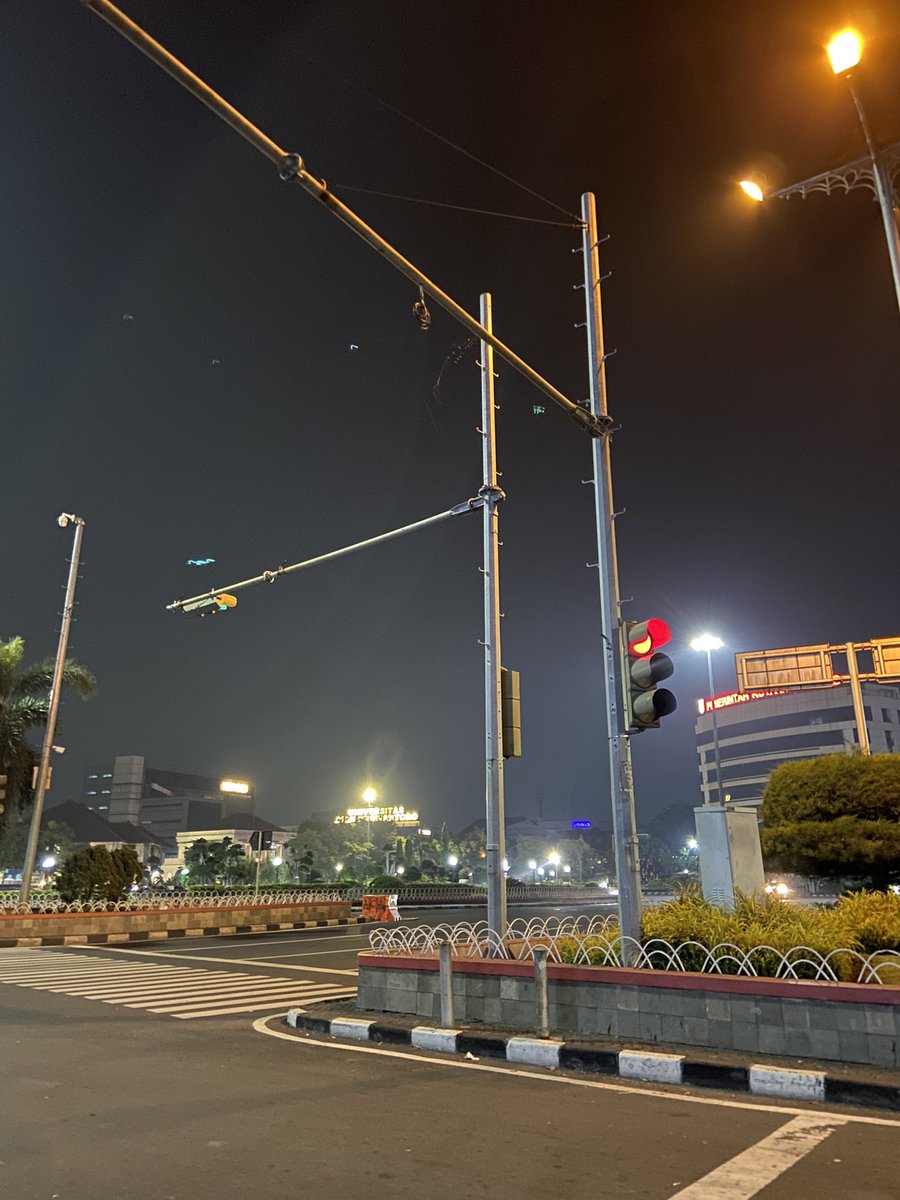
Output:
(694, 683), (900, 808)
(82, 755), (255, 843)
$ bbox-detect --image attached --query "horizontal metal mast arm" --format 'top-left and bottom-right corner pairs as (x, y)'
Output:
(81, 0), (604, 437)
(167, 497), (484, 611)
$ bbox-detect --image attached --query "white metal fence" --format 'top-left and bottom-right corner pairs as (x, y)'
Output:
(368, 916), (900, 984)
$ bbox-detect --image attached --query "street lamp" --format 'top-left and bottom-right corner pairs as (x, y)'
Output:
(740, 27), (900, 316)
(528, 858), (537, 884)
(691, 634), (725, 806)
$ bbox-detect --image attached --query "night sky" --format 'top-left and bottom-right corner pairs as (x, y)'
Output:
(4, 2), (898, 833)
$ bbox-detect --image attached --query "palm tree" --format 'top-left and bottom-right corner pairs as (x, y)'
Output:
(0, 636), (97, 826)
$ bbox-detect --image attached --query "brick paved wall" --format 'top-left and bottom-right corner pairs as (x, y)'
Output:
(0, 901), (352, 944)
(357, 953), (900, 1069)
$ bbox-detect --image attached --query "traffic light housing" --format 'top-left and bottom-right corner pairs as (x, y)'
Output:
(625, 618), (676, 731)
(181, 592), (238, 616)
(500, 667), (522, 758)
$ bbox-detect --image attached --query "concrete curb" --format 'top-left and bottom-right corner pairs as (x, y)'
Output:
(0, 915), (370, 948)
(284, 1010), (900, 1111)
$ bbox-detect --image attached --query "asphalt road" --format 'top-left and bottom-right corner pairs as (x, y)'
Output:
(3, 912), (900, 1199)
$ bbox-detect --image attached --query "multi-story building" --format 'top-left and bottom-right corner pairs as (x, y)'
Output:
(694, 682), (900, 808)
(81, 755), (255, 845)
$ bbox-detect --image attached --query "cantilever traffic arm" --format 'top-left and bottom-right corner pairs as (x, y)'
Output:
(81, 0), (608, 439)
(168, 498), (485, 613)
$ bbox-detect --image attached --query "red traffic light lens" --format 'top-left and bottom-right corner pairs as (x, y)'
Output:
(628, 618), (672, 657)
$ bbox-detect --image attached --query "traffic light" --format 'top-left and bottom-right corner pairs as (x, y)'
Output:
(181, 593), (238, 616)
(500, 667), (522, 759)
(625, 618), (676, 731)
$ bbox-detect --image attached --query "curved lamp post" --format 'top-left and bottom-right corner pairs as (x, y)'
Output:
(740, 28), (900, 316)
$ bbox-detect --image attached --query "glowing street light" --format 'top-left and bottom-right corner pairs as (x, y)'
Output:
(691, 634), (725, 806)
(528, 858), (537, 883)
(40, 855), (57, 872)
(447, 854), (459, 868)
(827, 29), (862, 75)
(362, 787), (377, 804)
(548, 851), (561, 867)
(686, 837), (698, 851)
(739, 26), (900, 316)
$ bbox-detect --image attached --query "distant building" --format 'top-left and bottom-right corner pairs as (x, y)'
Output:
(694, 682), (900, 809)
(81, 755), (255, 844)
(172, 814), (288, 870)
(42, 800), (163, 866)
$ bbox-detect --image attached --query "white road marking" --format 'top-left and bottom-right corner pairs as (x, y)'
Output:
(252, 1017), (900, 1130)
(0, 949), (352, 1019)
(74, 945), (359, 975)
(667, 1115), (844, 1198)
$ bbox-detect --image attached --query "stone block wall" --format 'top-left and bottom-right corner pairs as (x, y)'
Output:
(0, 901), (352, 945)
(357, 953), (900, 1069)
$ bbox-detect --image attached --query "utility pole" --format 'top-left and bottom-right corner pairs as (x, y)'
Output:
(479, 293), (507, 945)
(20, 514), (85, 904)
(580, 194), (643, 953)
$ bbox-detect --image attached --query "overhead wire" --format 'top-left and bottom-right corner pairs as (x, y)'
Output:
(295, 50), (582, 224)
(331, 184), (582, 228)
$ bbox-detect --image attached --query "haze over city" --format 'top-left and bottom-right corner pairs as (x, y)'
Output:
(4, 0), (898, 832)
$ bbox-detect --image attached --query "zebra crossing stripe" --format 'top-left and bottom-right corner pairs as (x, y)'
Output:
(0, 949), (357, 1020)
(175, 989), (357, 1020)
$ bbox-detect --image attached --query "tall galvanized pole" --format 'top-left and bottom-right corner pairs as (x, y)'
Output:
(846, 79), (900, 318)
(580, 194), (642, 951)
(20, 515), (86, 904)
(479, 292), (507, 945)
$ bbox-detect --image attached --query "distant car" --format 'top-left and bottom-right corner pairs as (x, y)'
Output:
(764, 881), (791, 896)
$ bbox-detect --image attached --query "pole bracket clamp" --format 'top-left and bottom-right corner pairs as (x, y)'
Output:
(278, 153), (304, 181)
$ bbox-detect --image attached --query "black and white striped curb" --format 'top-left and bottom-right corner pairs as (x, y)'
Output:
(0, 915), (370, 949)
(285, 1011), (900, 1112)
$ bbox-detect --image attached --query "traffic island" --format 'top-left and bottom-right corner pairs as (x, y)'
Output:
(283, 1000), (900, 1112)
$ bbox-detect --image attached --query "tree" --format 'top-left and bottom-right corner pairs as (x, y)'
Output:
(183, 836), (248, 885)
(0, 636), (97, 828)
(56, 845), (142, 903)
(646, 802), (697, 855)
(760, 753), (900, 887)
(0, 811), (77, 874)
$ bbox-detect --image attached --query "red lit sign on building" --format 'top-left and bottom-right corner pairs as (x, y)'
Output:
(697, 688), (787, 715)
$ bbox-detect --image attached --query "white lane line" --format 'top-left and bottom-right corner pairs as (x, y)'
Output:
(251, 1019), (900, 1130)
(15, 969), (221, 990)
(180, 990), (357, 1019)
(667, 1115), (844, 1198)
(77, 946), (358, 975)
(160, 932), (372, 953)
(261, 948), (364, 960)
(148, 984), (347, 1014)
(78, 977), (296, 1002)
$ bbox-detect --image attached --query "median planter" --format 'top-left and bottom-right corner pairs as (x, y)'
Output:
(356, 951), (900, 1070)
(0, 900), (356, 946)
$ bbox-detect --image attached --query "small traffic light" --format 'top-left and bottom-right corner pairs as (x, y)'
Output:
(625, 618), (676, 731)
(181, 593), (238, 616)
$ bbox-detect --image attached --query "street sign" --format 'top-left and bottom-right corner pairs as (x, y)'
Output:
(735, 636), (900, 691)
(571, 820), (592, 829)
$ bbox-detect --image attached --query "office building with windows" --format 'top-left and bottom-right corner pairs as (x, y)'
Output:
(694, 683), (900, 808)
(81, 755), (255, 844)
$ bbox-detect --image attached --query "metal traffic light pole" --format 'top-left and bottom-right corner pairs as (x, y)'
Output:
(21, 514), (86, 904)
(478, 293), (508, 944)
(580, 195), (643, 953)
(80, 2), (649, 949)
